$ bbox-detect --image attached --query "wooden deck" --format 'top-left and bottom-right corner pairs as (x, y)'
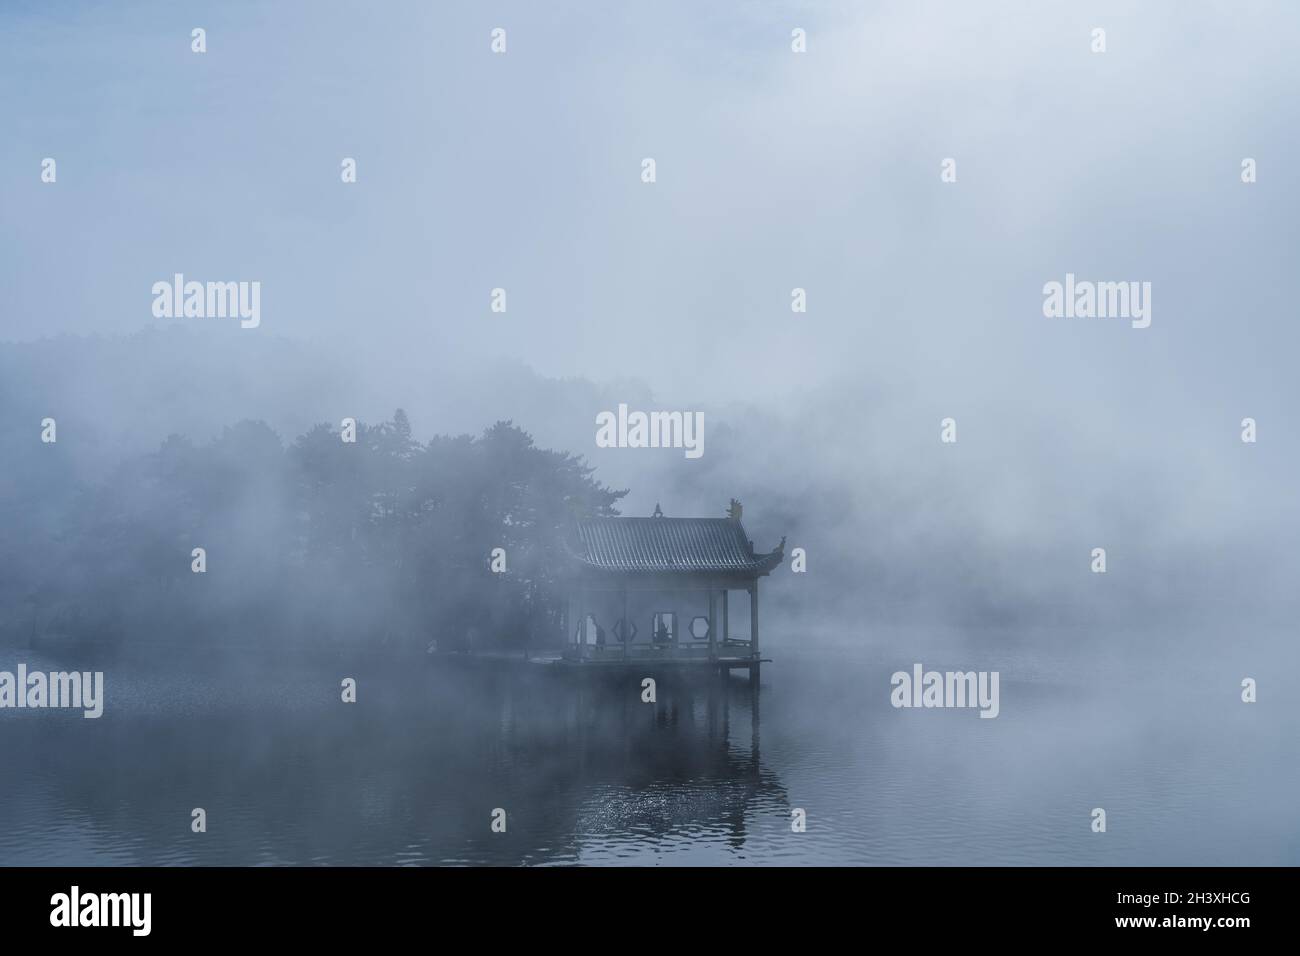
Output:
(428, 645), (767, 674)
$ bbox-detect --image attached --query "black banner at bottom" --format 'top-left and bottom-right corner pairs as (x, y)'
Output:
(0, 866), (1280, 941)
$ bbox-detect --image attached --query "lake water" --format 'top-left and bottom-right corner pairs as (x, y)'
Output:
(1, 627), (1296, 865)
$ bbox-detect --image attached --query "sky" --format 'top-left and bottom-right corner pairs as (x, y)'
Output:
(2, 1), (1295, 397)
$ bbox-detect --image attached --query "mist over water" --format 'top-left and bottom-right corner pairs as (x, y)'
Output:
(3, 623), (1295, 866)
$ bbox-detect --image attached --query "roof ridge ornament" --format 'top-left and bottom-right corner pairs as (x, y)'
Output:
(726, 498), (742, 521)
(652, 503), (664, 518)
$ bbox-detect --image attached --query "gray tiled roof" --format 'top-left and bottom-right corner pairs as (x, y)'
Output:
(569, 516), (783, 575)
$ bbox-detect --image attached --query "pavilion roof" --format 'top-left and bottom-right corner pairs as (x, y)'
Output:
(567, 512), (784, 576)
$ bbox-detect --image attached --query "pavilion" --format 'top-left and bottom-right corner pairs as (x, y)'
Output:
(560, 500), (784, 674)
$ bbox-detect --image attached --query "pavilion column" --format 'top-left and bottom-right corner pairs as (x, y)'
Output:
(708, 589), (717, 660)
(577, 589), (586, 659)
(565, 594), (573, 652)
(749, 583), (759, 659)
(722, 590), (729, 643)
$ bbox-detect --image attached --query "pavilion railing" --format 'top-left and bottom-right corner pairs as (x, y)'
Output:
(568, 640), (754, 662)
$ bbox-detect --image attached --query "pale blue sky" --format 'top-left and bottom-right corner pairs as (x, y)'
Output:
(3, 1), (1295, 404)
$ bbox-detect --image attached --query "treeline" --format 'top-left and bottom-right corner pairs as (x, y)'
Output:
(2, 411), (625, 655)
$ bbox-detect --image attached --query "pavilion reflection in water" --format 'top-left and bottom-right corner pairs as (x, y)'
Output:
(491, 667), (786, 850)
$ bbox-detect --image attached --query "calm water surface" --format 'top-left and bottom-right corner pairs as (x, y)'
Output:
(1, 628), (1295, 865)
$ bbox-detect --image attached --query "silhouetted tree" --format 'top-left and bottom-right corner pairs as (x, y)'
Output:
(2, 411), (624, 654)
